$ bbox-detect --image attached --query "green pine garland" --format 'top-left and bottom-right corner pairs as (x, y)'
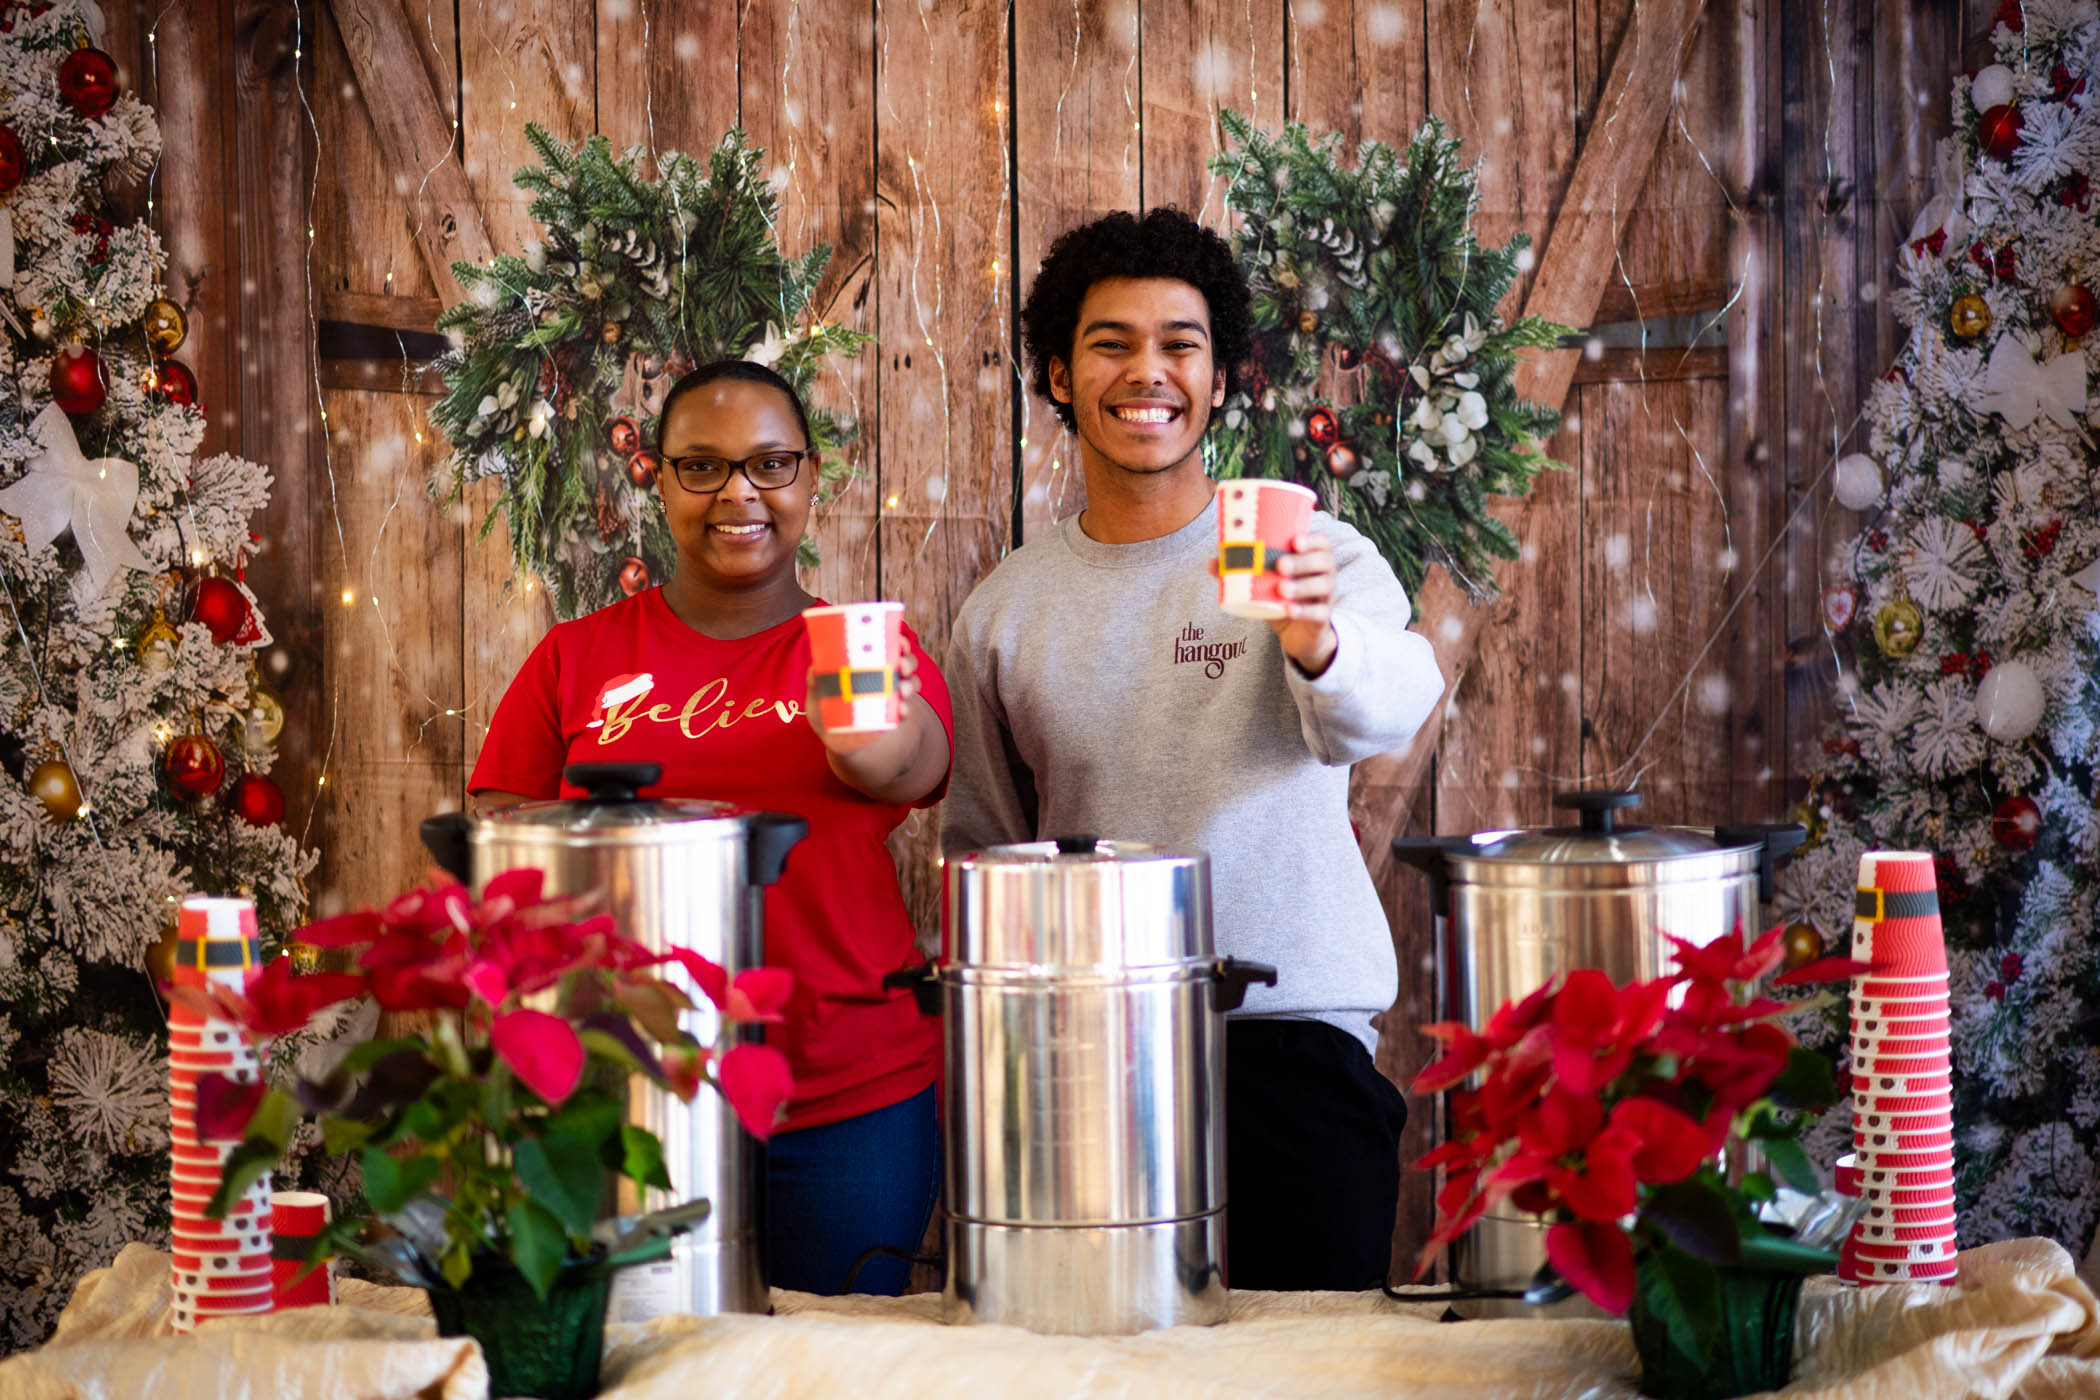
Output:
(432, 127), (871, 620)
(1207, 111), (1570, 607)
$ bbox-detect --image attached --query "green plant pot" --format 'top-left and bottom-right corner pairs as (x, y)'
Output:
(426, 1253), (612, 1400)
(1628, 1263), (1806, 1400)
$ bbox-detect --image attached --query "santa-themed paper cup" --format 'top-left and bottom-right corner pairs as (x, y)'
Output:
(1856, 982), (1948, 1003)
(1216, 479), (1316, 620)
(1851, 998), (1951, 1027)
(1858, 1219), (1959, 1244)
(1871, 1202), (1959, 1224)
(1857, 1112), (1954, 1137)
(1851, 1237), (1958, 1264)
(271, 1191), (336, 1309)
(1857, 1257), (1959, 1284)
(1852, 1054), (1950, 1077)
(1855, 1071), (1950, 1096)
(1849, 1018), (1952, 1046)
(1854, 1127), (1954, 1154)
(802, 602), (905, 734)
(171, 895), (260, 992)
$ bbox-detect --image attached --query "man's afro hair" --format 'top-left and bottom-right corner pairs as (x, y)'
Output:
(1018, 206), (1252, 431)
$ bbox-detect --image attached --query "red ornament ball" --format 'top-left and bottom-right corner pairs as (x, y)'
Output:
(1992, 794), (2042, 851)
(1306, 406), (1340, 449)
(618, 556), (651, 596)
(1324, 442), (1360, 479)
(0, 124), (23, 195)
(50, 345), (105, 416)
(57, 46), (120, 119)
(227, 772), (286, 827)
(1978, 103), (2024, 160)
(608, 416), (641, 457)
(164, 731), (225, 801)
(189, 576), (251, 644)
(2052, 282), (2096, 338)
(626, 449), (660, 488)
(153, 359), (198, 407)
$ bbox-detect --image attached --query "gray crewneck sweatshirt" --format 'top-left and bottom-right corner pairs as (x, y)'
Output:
(939, 493), (1445, 1049)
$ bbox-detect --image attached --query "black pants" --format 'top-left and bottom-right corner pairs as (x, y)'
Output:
(1225, 1017), (1409, 1291)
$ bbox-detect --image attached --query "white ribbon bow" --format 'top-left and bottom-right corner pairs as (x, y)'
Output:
(1978, 334), (2088, 432)
(0, 404), (153, 590)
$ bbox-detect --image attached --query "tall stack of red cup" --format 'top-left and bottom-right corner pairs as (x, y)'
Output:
(1839, 852), (1959, 1286)
(167, 895), (276, 1331)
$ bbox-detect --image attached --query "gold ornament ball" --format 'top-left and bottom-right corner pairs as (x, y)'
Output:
(1781, 921), (1823, 971)
(247, 687), (287, 744)
(145, 916), (180, 988)
(29, 758), (82, 820)
(1949, 293), (1992, 341)
(1873, 598), (1925, 657)
(602, 320), (622, 344)
(288, 941), (323, 974)
(142, 297), (189, 354)
(1296, 309), (1319, 334)
(1786, 799), (1827, 849)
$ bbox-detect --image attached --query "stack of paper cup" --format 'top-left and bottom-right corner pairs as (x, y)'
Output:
(1839, 852), (1958, 1287)
(167, 895), (276, 1330)
(802, 602), (905, 733)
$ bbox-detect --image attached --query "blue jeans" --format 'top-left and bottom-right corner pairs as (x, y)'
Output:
(765, 1086), (940, 1295)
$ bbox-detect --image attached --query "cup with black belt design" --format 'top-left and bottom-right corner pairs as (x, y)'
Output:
(802, 602), (905, 733)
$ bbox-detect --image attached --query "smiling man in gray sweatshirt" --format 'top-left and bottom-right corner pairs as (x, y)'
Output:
(940, 207), (1446, 1291)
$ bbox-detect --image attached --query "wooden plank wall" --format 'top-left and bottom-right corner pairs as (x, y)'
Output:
(122, 0), (1972, 1268)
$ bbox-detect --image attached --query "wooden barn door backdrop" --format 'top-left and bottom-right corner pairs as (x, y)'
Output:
(123, 0), (1977, 1263)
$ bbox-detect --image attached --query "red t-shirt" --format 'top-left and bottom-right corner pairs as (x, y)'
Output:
(468, 588), (949, 1133)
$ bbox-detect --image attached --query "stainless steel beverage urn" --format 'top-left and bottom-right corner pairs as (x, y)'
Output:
(421, 762), (805, 1320)
(1392, 789), (1804, 1312)
(927, 835), (1274, 1335)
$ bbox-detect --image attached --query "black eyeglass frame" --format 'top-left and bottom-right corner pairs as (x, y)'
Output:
(662, 449), (814, 494)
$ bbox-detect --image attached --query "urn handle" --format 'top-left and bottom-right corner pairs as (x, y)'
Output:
(1211, 957), (1279, 1013)
(746, 811), (809, 887)
(1713, 822), (1809, 903)
(881, 961), (942, 1017)
(418, 812), (471, 881)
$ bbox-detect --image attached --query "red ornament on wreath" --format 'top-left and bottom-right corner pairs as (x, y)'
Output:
(164, 731), (225, 801)
(1992, 794), (2042, 851)
(189, 575), (251, 644)
(0, 124), (24, 195)
(1977, 103), (2024, 161)
(50, 344), (106, 415)
(617, 556), (651, 596)
(1324, 442), (1360, 479)
(2052, 283), (2096, 338)
(626, 449), (660, 488)
(58, 46), (119, 118)
(1306, 406), (1340, 449)
(153, 359), (198, 407)
(608, 416), (641, 457)
(227, 771), (286, 827)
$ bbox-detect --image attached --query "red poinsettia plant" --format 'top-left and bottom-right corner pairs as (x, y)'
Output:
(179, 868), (795, 1299)
(1411, 924), (1863, 1337)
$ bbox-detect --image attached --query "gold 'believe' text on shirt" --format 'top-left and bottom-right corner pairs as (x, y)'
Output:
(596, 677), (804, 744)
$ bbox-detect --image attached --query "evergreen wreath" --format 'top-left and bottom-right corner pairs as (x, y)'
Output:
(1207, 110), (1571, 606)
(432, 126), (871, 621)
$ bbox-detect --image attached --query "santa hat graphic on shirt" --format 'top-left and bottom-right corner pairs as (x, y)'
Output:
(587, 672), (654, 729)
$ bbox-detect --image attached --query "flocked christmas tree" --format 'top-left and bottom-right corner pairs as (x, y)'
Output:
(0, 6), (323, 1349)
(1775, 0), (2100, 1254)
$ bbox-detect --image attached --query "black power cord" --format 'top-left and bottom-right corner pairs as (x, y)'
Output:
(840, 1243), (945, 1294)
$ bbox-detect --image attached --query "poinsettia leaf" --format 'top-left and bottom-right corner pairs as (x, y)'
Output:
(506, 1198), (567, 1301)
(1757, 1133), (1822, 1194)
(1765, 1046), (1837, 1110)
(246, 1085), (300, 1151)
(621, 1123), (672, 1192)
(361, 1145), (442, 1213)
(1639, 1181), (1742, 1267)
(342, 1046), (443, 1119)
(611, 980), (690, 1048)
(515, 1134), (603, 1237)
(204, 1137), (281, 1221)
(335, 1036), (426, 1077)
(548, 1088), (623, 1148)
(1738, 1170), (1777, 1202)
(717, 1043), (795, 1142)
(1544, 1219), (1636, 1313)
(322, 1116), (374, 1155)
(491, 1008), (586, 1105)
(581, 1011), (669, 1081)
(1642, 1243), (1723, 1368)
(192, 1073), (269, 1144)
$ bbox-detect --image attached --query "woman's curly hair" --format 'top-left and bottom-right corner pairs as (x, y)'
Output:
(1018, 207), (1253, 431)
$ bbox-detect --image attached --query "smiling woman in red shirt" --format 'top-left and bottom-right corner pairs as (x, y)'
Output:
(469, 360), (952, 1296)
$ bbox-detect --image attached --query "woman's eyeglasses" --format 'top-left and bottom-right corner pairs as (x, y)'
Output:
(664, 450), (810, 493)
